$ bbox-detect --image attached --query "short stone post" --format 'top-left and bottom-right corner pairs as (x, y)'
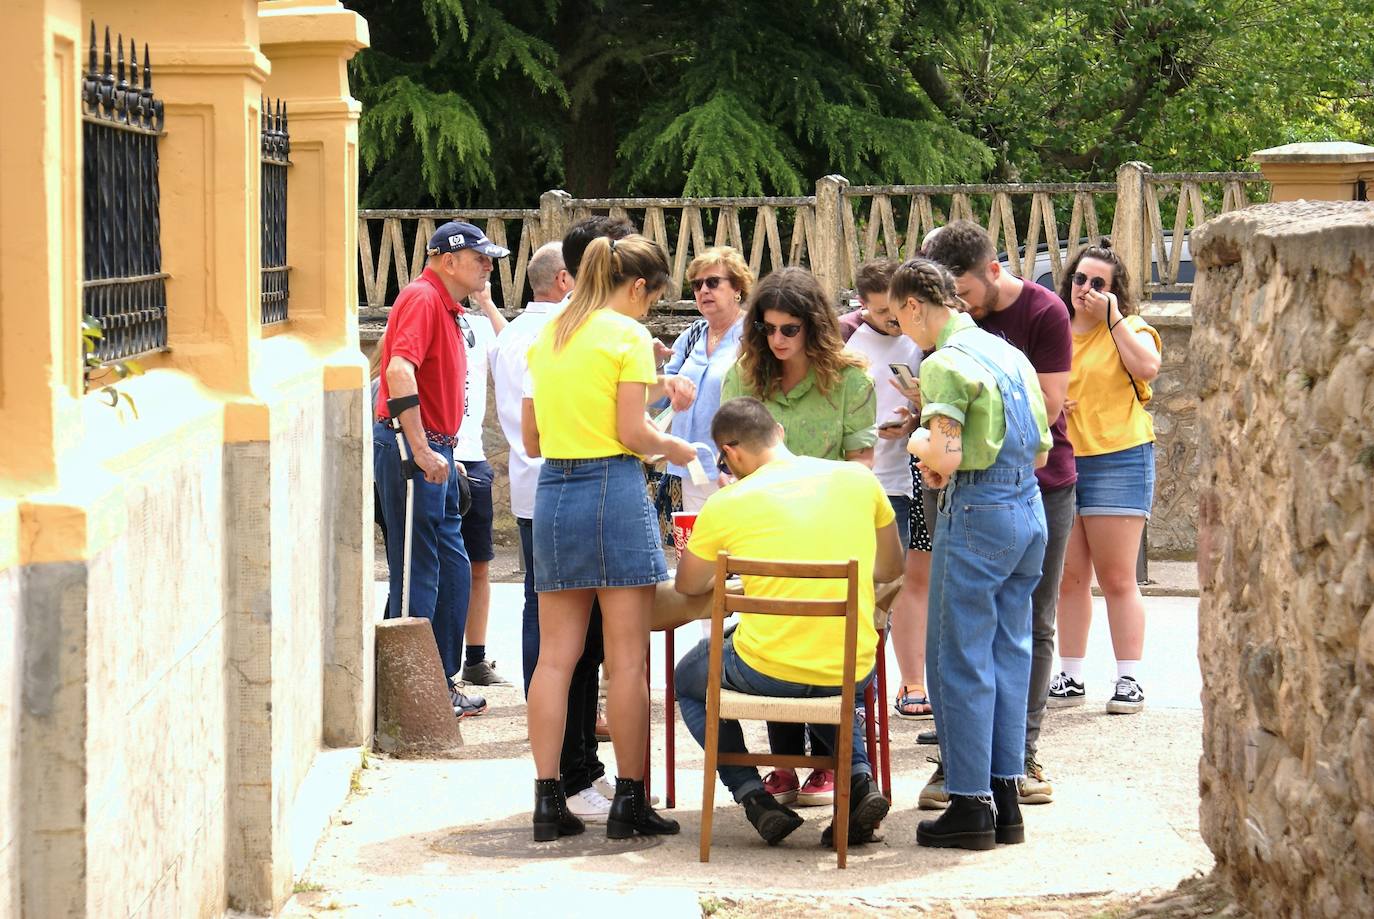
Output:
(1252, 141), (1374, 203)
(813, 174), (849, 302)
(1111, 161), (1151, 303)
(1191, 199), (1374, 916)
(539, 189), (572, 247)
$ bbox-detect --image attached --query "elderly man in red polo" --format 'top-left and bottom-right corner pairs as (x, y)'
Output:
(374, 220), (509, 718)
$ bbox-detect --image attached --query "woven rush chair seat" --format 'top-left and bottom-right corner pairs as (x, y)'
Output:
(716, 690), (845, 725)
(699, 552), (862, 868)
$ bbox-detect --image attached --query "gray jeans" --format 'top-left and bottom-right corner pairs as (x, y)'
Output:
(1024, 483), (1076, 756)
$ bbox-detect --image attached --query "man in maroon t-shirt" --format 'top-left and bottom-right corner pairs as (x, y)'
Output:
(375, 220), (508, 718)
(924, 220), (1074, 807)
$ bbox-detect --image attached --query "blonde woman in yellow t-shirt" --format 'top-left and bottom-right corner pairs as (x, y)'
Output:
(521, 234), (697, 843)
(1050, 240), (1162, 716)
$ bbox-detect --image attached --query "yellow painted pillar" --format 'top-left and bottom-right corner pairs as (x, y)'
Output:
(259, 0), (368, 358)
(1253, 142), (1374, 203)
(0, 0), (83, 494)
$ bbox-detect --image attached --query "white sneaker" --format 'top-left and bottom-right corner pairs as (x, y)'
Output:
(594, 776), (660, 806)
(566, 786), (612, 823)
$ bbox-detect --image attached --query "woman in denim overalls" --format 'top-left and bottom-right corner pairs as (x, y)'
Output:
(890, 259), (1051, 850)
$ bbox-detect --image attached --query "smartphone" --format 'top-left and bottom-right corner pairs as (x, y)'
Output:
(878, 418), (906, 430)
(889, 362), (919, 389)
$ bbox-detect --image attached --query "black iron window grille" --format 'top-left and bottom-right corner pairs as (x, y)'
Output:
(82, 22), (167, 364)
(261, 98), (291, 325)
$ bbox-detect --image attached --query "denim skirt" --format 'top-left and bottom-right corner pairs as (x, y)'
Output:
(1074, 442), (1155, 518)
(533, 454), (669, 592)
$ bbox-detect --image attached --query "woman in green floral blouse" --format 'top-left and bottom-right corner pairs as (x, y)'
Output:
(717, 266), (877, 808)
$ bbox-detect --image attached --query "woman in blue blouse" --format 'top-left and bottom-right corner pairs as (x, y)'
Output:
(662, 246), (755, 510)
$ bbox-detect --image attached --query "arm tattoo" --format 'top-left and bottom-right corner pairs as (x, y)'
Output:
(935, 415), (962, 453)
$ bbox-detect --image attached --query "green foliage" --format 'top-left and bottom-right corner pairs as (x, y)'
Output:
(344, 0), (1373, 203)
(82, 316), (142, 415)
(916, 0), (1374, 179)
(348, 0), (565, 205)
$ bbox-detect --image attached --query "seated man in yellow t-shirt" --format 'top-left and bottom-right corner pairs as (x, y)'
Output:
(674, 396), (904, 848)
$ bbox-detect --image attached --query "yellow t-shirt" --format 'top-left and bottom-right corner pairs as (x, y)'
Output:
(685, 456), (895, 686)
(1066, 315), (1162, 457)
(527, 309), (658, 459)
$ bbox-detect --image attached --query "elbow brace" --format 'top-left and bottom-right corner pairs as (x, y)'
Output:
(386, 393), (420, 419)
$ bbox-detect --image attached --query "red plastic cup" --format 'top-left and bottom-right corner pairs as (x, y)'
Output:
(671, 511), (698, 562)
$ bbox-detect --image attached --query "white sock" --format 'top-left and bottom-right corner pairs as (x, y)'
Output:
(1116, 660), (1140, 681)
(1060, 657), (1085, 681)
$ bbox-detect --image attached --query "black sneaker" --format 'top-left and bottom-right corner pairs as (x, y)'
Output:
(450, 687), (487, 718)
(461, 659), (511, 686)
(1106, 676), (1145, 714)
(742, 790), (804, 846)
(1046, 672), (1086, 708)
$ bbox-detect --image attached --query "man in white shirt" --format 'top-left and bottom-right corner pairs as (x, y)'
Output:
(455, 282), (513, 687)
(492, 242), (573, 687)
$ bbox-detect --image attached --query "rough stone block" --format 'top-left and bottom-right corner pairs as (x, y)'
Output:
(374, 618), (463, 757)
(1193, 200), (1374, 916)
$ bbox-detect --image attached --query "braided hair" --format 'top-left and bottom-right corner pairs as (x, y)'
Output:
(889, 257), (959, 310)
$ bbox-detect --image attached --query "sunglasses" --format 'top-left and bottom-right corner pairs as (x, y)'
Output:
(455, 312), (476, 348)
(690, 275), (730, 292)
(716, 441), (738, 474)
(754, 320), (803, 338)
(1072, 272), (1107, 292)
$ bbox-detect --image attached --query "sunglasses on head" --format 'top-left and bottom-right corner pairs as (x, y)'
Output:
(1072, 272), (1107, 292)
(690, 275), (730, 292)
(754, 320), (803, 338)
(455, 312), (476, 348)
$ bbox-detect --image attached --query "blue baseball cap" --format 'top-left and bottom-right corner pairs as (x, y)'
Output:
(426, 220), (510, 259)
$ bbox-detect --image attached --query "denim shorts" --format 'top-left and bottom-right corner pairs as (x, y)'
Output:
(887, 493), (912, 551)
(533, 454), (669, 592)
(1074, 442), (1155, 518)
(458, 459), (495, 562)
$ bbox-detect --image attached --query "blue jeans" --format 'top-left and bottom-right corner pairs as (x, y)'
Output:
(374, 422), (471, 680)
(925, 334), (1048, 798)
(518, 516), (606, 795)
(675, 635), (872, 802)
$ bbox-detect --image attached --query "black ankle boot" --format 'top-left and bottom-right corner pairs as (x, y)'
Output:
(533, 778), (585, 842)
(606, 777), (680, 838)
(743, 790), (804, 845)
(821, 773), (891, 848)
(991, 777), (1024, 845)
(916, 794), (996, 850)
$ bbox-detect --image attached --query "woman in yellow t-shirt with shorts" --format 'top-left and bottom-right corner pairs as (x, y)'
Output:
(521, 235), (697, 842)
(1049, 240), (1162, 715)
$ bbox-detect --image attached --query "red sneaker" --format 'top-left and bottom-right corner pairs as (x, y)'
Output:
(796, 768), (835, 807)
(762, 768), (799, 805)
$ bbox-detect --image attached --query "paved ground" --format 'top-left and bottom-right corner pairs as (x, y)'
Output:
(285, 574), (1212, 918)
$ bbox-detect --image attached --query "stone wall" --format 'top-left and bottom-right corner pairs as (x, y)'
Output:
(84, 421), (228, 919)
(1191, 200), (1374, 917)
(1142, 306), (1197, 558)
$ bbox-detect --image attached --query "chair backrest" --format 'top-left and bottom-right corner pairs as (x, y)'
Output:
(708, 551), (862, 693)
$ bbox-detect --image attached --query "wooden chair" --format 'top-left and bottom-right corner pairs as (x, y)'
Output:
(699, 552), (862, 868)
(660, 577), (899, 809)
